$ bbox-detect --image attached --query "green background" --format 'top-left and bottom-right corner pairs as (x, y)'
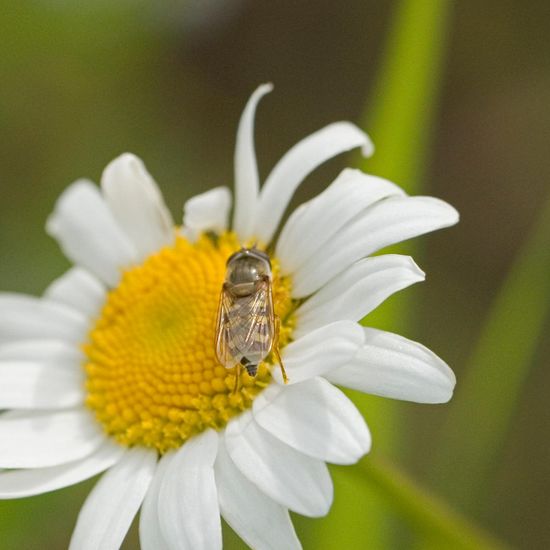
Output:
(0, 1), (549, 548)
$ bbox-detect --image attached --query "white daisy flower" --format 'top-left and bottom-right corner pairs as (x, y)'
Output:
(0, 84), (458, 550)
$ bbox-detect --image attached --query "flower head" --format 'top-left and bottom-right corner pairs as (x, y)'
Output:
(0, 85), (458, 549)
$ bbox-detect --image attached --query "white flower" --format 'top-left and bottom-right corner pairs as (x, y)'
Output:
(0, 84), (458, 550)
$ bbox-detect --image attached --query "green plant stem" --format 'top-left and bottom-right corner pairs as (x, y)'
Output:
(434, 192), (550, 511)
(362, 0), (452, 189)
(349, 455), (509, 550)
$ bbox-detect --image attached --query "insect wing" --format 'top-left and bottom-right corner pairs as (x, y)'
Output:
(215, 285), (240, 369)
(239, 279), (274, 362)
(215, 279), (275, 370)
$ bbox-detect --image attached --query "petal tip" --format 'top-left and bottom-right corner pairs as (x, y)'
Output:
(111, 152), (140, 164)
(427, 361), (457, 404)
(45, 179), (96, 237)
(45, 213), (58, 237)
(439, 370), (457, 404)
(101, 152), (146, 189)
(434, 198), (460, 226)
(446, 203), (460, 225)
(406, 256), (426, 281)
(361, 135), (375, 157)
(245, 83), (274, 108)
(337, 122), (374, 157)
(257, 82), (274, 94)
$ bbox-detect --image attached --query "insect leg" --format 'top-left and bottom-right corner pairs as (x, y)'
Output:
(273, 315), (289, 384)
(232, 365), (241, 394)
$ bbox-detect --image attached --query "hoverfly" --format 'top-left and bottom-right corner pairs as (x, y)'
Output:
(215, 247), (288, 390)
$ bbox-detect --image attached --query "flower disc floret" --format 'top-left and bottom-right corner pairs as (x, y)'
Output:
(84, 233), (293, 454)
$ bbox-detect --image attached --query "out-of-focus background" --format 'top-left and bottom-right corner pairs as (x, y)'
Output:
(0, 1), (549, 548)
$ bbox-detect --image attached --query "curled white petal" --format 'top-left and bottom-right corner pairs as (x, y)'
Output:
(294, 255), (425, 336)
(276, 169), (404, 274)
(326, 327), (456, 403)
(46, 180), (138, 287)
(292, 195), (459, 297)
(225, 411), (333, 517)
(275, 321), (365, 384)
(253, 378), (371, 465)
(215, 436), (301, 550)
(233, 84), (273, 241)
(253, 123), (374, 245)
(182, 187), (232, 243)
(69, 447), (157, 550)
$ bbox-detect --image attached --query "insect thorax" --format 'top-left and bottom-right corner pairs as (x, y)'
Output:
(225, 248), (272, 296)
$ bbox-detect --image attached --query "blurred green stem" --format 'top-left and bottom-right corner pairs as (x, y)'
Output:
(362, 0), (452, 188)
(434, 192), (550, 511)
(351, 455), (508, 550)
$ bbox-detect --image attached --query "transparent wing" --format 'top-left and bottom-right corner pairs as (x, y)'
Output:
(215, 285), (240, 369)
(215, 279), (275, 370)
(239, 279), (274, 361)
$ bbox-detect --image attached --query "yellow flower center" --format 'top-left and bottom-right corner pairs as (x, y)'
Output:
(84, 233), (293, 454)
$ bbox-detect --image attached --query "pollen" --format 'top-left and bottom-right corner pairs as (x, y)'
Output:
(84, 233), (294, 454)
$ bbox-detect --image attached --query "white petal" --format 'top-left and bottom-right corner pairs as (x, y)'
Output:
(44, 267), (106, 319)
(252, 123), (374, 245)
(233, 83), (273, 240)
(0, 339), (84, 363)
(225, 412), (333, 517)
(101, 153), (175, 259)
(276, 169), (404, 274)
(326, 327), (456, 403)
(0, 293), (89, 344)
(46, 180), (139, 287)
(215, 436), (301, 550)
(253, 378), (370, 465)
(274, 321), (364, 385)
(0, 360), (84, 409)
(158, 430), (221, 550)
(292, 195), (459, 297)
(69, 447), (157, 550)
(0, 409), (106, 468)
(294, 255), (425, 336)
(0, 440), (124, 498)
(139, 453), (174, 550)
(182, 187), (232, 243)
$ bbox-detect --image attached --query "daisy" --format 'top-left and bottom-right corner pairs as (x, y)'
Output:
(0, 84), (458, 550)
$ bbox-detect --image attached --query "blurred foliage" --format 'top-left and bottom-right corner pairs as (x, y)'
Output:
(352, 455), (508, 550)
(434, 191), (550, 513)
(1, 0), (550, 549)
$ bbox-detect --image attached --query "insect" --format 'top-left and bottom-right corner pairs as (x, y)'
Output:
(215, 247), (288, 390)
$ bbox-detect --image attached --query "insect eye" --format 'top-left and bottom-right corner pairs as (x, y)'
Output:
(226, 250), (242, 266)
(249, 249), (271, 267)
